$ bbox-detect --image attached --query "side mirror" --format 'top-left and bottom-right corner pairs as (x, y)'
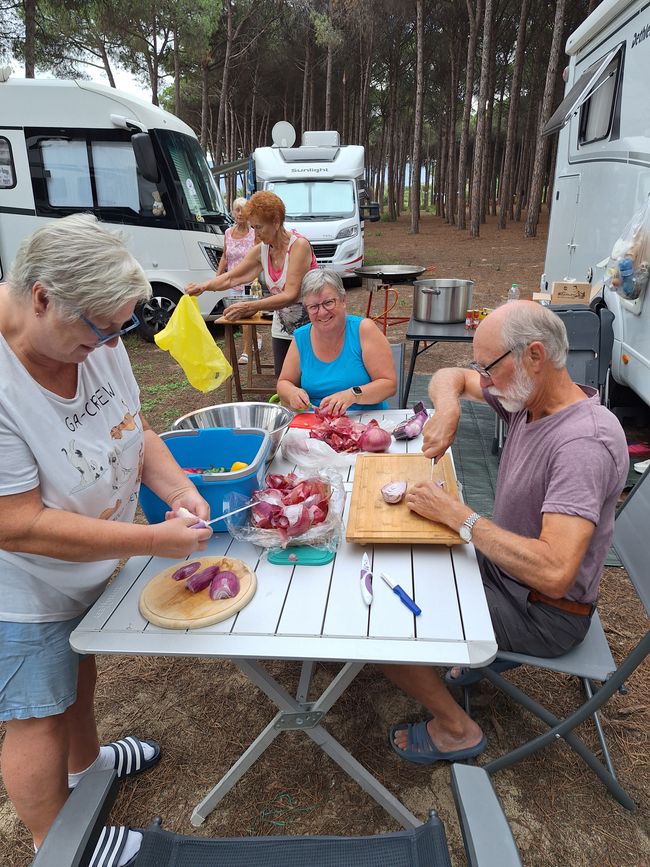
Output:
(360, 202), (380, 223)
(132, 133), (160, 184)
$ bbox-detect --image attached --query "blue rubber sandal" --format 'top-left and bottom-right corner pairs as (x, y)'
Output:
(389, 720), (487, 765)
(444, 661), (521, 688)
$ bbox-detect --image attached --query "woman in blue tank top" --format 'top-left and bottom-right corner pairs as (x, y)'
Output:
(276, 269), (397, 414)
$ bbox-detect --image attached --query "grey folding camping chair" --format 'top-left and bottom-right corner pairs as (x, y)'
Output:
(388, 341), (407, 409)
(32, 765), (521, 867)
(492, 303), (615, 454)
(458, 466), (650, 811)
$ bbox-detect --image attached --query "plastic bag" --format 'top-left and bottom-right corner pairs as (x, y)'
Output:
(224, 467), (345, 551)
(604, 196), (650, 302)
(281, 421), (396, 470)
(154, 295), (232, 392)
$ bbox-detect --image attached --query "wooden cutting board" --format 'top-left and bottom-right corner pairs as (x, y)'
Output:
(346, 453), (463, 546)
(139, 556), (256, 629)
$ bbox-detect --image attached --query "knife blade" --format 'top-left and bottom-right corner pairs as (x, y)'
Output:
(360, 551), (373, 606)
(174, 502), (255, 529)
(380, 571), (422, 616)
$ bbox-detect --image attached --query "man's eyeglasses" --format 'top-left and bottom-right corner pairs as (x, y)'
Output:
(305, 297), (338, 315)
(79, 312), (140, 346)
(468, 349), (512, 379)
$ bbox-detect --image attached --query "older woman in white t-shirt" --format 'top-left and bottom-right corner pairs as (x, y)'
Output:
(0, 215), (212, 866)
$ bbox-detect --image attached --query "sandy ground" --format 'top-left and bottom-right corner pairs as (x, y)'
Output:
(1, 212), (649, 867)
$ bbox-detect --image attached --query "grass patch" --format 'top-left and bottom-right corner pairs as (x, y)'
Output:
(362, 246), (402, 266)
(142, 380), (189, 395)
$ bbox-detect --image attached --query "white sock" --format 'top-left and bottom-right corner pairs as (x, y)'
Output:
(68, 741), (156, 788)
(118, 830), (143, 865)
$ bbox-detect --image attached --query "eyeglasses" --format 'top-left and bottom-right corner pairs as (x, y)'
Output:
(305, 297), (338, 315)
(468, 349), (512, 379)
(79, 312), (140, 345)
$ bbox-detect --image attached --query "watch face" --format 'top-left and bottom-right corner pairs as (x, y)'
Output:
(352, 386), (362, 396)
(459, 525), (471, 542)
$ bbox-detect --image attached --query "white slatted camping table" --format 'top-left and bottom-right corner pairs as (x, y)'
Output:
(70, 410), (496, 829)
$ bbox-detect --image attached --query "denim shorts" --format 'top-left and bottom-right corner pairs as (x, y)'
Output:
(0, 615), (87, 721)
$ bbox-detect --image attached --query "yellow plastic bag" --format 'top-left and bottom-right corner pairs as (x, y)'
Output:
(154, 295), (232, 392)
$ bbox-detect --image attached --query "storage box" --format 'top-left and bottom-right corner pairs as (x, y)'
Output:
(139, 428), (270, 531)
(551, 281), (591, 304)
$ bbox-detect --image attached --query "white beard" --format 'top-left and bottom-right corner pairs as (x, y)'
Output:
(488, 362), (534, 413)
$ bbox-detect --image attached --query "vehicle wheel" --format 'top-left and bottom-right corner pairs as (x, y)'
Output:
(136, 284), (181, 342)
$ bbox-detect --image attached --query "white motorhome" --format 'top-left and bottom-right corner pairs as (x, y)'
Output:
(542, 0), (650, 405)
(252, 125), (379, 279)
(0, 76), (231, 340)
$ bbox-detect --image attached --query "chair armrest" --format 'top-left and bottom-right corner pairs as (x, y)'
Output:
(32, 770), (119, 867)
(450, 764), (521, 867)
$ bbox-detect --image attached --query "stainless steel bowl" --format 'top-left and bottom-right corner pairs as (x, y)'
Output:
(172, 402), (294, 463)
(222, 296), (244, 309)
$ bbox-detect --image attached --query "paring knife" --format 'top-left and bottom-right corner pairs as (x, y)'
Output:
(360, 551), (373, 606)
(176, 503), (255, 529)
(380, 572), (422, 616)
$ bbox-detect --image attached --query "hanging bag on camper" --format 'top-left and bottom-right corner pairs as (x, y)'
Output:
(605, 196), (650, 302)
(154, 295), (232, 392)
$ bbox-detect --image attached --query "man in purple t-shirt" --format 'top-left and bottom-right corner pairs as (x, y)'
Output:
(385, 301), (628, 766)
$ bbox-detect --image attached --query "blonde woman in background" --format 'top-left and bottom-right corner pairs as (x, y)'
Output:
(216, 197), (258, 364)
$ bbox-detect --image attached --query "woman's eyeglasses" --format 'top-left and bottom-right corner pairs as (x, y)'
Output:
(79, 312), (140, 345)
(305, 297), (338, 315)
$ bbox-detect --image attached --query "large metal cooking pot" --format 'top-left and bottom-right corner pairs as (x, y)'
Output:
(413, 279), (474, 324)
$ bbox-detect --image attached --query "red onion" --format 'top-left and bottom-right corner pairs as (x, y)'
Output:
(209, 571), (240, 600)
(186, 565), (223, 593)
(171, 561), (201, 581)
(358, 421), (392, 452)
(381, 481), (407, 504)
(393, 402), (429, 440)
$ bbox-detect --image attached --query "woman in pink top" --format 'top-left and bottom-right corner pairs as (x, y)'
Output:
(186, 191), (317, 374)
(216, 198), (256, 364)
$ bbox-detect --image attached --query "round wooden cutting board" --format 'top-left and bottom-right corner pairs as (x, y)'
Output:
(139, 556), (256, 629)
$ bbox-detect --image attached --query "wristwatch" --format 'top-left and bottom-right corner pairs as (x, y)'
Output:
(352, 386), (363, 396)
(459, 512), (481, 543)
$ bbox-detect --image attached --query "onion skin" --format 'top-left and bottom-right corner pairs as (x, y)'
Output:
(171, 561), (201, 581)
(186, 565), (223, 592)
(381, 481), (408, 504)
(209, 571), (240, 600)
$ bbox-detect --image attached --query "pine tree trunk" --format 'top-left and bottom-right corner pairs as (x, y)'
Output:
(410, 0), (424, 233)
(525, 0), (566, 237)
(173, 20), (181, 116)
(498, 0), (529, 228)
(456, 0), (483, 230)
(200, 57), (210, 152)
(469, 0), (493, 237)
(325, 41), (333, 129)
(24, 0), (36, 77)
(445, 43), (459, 226)
(301, 36), (311, 135)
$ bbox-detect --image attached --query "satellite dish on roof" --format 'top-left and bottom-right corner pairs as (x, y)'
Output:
(271, 121), (296, 148)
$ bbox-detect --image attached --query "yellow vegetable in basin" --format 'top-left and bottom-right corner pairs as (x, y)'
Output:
(230, 461), (248, 472)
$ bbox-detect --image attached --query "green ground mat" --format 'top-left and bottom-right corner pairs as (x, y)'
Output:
(409, 376), (627, 567)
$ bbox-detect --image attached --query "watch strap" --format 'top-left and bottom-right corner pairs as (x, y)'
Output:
(461, 511), (481, 539)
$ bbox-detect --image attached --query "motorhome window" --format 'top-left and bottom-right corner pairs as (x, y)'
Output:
(578, 54), (620, 143)
(158, 130), (226, 217)
(91, 142), (140, 210)
(0, 138), (16, 189)
(269, 181), (355, 220)
(41, 140), (93, 207)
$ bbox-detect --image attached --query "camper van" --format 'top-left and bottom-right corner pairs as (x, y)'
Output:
(252, 124), (379, 279)
(542, 0), (650, 406)
(0, 76), (231, 340)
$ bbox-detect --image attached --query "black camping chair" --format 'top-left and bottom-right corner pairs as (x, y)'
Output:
(32, 764), (521, 867)
(459, 466), (650, 810)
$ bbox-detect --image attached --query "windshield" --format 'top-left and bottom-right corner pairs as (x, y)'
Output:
(157, 130), (227, 218)
(267, 180), (356, 220)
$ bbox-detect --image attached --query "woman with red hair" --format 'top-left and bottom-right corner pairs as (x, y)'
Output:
(186, 191), (317, 374)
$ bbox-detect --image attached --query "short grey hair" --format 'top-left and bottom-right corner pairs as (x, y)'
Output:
(231, 197), (248, 215)
(501, 303), (569, 369)
(8, 213), (152, 320)
(301, 268), (346, 300)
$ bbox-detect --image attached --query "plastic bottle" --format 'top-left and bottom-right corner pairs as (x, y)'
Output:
(250, 277), (263, 299)
(618, 257), (635, 298)
(507, 283), (520, 303)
